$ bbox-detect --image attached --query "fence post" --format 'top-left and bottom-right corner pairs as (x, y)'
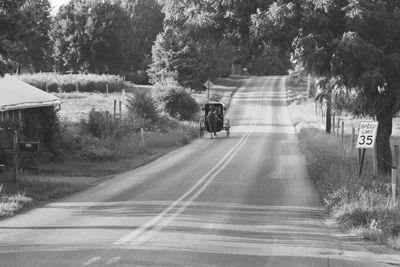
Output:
(393, 145), (400, 203)
(351, 127), (355, 150)
(372, 144), (378, 177)
(140, 128), (144, 147)
(75, 83), (79, 93)
(336, 118), (340, 138)
(392, 168), (397, 204)
(341, 121), (345, 146)
(106, 83), (109, 95)
(119, 101), (122, 127)
(113, 100), (117, 120)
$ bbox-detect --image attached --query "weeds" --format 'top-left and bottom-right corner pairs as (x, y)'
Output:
(298, 127), (400, 247)
(0, 172), (87, 218)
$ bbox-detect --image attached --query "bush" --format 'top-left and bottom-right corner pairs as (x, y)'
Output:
(47, 82), (59, 92)
(127, 89), (159, 123)
(163, 89), (200, 121)
(61, 82), (76, 93)
(80, 146), (114, 161)
(81, 109), (114, 138)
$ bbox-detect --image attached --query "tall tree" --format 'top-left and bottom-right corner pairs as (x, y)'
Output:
(18, 0), (52, 72)
(252, 0), (400, 173)
(0, 0), (52, 75)
(50, 0), (91, 73)
(148, 0), (228, 89)
(332, 0), (400, 172)
(51, 0), (163, 74)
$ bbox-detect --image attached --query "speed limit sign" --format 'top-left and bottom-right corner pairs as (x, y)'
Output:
(356, 121), (379, 149)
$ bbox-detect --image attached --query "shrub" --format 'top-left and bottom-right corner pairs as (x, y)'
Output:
(46, 82), (59, 92)
(80, 146), (114, 161)
(127, 89), (159, 122)
(163, 89), (200, 121)
(81, 109), (114, 138)
(61, 82), (76, 93)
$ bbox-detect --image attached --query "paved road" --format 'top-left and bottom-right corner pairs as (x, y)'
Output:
(0, 76), (399, 266)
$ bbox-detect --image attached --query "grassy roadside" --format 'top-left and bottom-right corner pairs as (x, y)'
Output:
(288, 86), (400, 248)
(0, 76), (242, 219)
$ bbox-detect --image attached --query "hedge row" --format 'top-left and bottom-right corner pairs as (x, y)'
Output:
(18, 73), (125, 93)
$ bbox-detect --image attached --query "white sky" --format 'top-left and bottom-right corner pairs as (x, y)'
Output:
(49, 0), (69, 15)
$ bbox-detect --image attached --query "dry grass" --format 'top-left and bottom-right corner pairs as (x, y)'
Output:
(287, 75), (400, 249)
(0, 173), (86, 218)
(290, 102), (400, 247)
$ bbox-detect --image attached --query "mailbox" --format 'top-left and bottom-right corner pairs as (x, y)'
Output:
(18, 142), (40, 152)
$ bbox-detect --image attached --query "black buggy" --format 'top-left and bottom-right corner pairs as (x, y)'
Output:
(199, 102), (230, 139)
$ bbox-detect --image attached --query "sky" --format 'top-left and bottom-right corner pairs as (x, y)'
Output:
(49, 0), (69, 15)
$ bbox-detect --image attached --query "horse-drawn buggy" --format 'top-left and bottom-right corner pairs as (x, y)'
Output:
(199, 102), (230, 139)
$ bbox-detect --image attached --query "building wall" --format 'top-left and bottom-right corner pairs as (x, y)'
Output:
(0, 110), (22, 124)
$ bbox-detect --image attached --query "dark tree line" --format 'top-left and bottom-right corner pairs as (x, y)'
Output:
(148, 0), (291, 90)
(1, 0), (52, 75)
(0, 0), (163, 76)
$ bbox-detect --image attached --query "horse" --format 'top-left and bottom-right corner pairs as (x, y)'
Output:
(206, 108), (220, 139)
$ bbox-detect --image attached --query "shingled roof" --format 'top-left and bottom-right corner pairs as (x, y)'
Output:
(0, 75), (60, 112)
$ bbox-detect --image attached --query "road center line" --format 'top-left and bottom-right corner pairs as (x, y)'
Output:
(114, 77), (267, 245)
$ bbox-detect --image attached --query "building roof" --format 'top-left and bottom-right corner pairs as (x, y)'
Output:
(0, 75), (60, 112)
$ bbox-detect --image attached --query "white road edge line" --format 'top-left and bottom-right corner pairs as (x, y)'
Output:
(113, 77), (269, 245)
(82, 256), (101, 266)
(105, 257), (121, 265)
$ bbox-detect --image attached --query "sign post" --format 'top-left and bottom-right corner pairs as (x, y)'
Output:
(203, 80), (214, 101)
(356, 121), (379, 177)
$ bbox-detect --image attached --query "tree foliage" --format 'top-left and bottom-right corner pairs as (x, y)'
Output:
(149, 0), (275, 90)
(163, 89), (199, 121)
(252, 0), (400, 173)
(0, 0), (52, 75)
(51, 0), (163, 75)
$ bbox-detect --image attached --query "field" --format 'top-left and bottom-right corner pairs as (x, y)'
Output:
(0, 75), (241, 218)
(56, 78), (239, 123)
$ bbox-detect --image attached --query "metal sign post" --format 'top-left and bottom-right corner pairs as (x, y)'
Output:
(356, 121), (379, 177)
(203, 80), (214, 101)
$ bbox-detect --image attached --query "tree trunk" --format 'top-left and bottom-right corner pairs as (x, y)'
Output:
(325, 91), (332, 134)
(376, 111), (393, 174)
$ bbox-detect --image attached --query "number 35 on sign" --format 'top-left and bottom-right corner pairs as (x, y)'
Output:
(356, 121), (379, 149)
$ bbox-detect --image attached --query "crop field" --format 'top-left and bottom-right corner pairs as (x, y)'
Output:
(56, 78), (240, 123)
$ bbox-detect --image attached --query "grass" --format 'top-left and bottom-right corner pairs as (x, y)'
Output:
(296, 126), (400, 247)
(0, 173), (86, 218)
(0, 75), (241, 219)
(287, 72), (400, 248)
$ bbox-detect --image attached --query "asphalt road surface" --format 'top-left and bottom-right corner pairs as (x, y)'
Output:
(0, 76), (399, 266)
